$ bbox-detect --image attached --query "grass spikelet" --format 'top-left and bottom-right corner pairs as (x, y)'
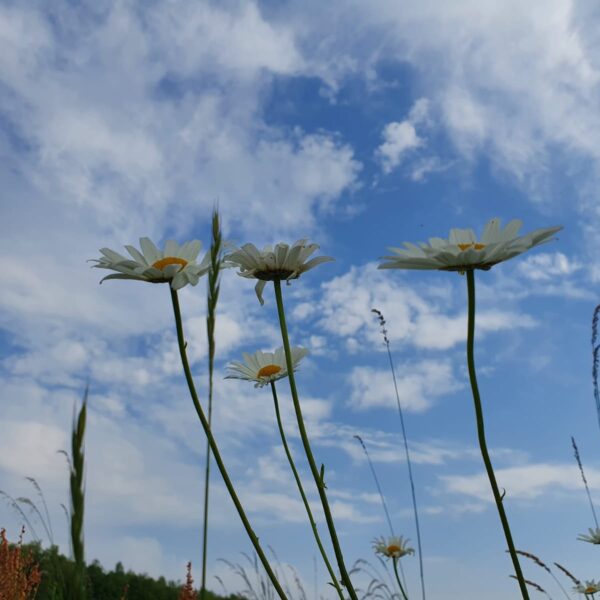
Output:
(592, 304), (600, 432)
(553, 563), (580, 586)
(509, 575), (551, 598)
(66, 387), (88, 600)
(571, 436), (599, 529)
(513, 550), (570, 600)
(201, 208), (223, 600)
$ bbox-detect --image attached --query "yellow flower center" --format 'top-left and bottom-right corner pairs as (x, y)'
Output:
(152, 257), (188, 271)
(257, 364), (282, 378)
(586, 587), (597, 594)
(457, 243), (486, 251)
(386, 545), (402, 555)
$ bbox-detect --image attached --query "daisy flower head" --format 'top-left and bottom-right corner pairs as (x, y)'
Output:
(372, 535), (415, 560)
(578, 527), (600, 544)
(92, 237), (211, 290)
(224, 239), (333, 305)
(575, 580), (600, 595)
(378, 218), (562, 273)
(225, 346), (309, 388)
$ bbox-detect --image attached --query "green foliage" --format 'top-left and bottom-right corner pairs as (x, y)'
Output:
(20, 542), (244, 600)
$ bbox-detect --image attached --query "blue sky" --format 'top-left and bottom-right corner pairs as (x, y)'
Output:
(1, 1), (600, 598)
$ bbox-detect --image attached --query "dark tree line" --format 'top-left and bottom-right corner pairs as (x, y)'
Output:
(20, 542), (243, 600)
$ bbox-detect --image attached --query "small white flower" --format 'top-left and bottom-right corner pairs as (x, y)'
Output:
(225, 346), (309, 388)
(578, 527), (600, 544)
(372, 535), (415, 560)
(224, 239), (333, 304)
(575, 580), (600, 595)
(92, 237), (211, 290)
(378, 218), (562, 272)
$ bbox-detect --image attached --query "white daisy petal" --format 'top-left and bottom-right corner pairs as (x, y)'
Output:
(92, 237), (208, 290)
(139, 237), (162, 263)
(225, 346), (308, 387)
(379, 220), (562, 272)
(225, 239), (333, 304)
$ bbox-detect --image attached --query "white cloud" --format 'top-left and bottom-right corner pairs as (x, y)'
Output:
(298, 263), (538, 352)
(376, 98), (430, 174)
(441, 462), (599, 501)
(349, 359), (461, 412)
(377, 121), (423, 174)
(517, 252), (582, 281)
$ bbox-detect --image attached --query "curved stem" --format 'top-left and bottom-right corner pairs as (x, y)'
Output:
(392, 558), (409, 600)
(273, 280), (358, 600)
(465, 270), (529, 600)
(270, 382), (345, 600)
(170, 288), (287, 600)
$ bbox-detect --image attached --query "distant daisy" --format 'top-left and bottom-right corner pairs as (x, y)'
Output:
(578, 527), (600, 544)
(92, 237), (210, 290)
(224, 239), (333, 304)
(372, 535), (415, 560)
(575, 580), (600, 596)
(378, 218), (562, 272)
(225, 346), (309, 388)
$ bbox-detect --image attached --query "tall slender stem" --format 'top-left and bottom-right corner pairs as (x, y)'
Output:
(270, 382), (344, 600)
(392, 558), (409, 600)
(383, 341), (425, 600)
(170, 288), (287, 600)
(465, 270), (529, 600)
(273, 279), (358, 600)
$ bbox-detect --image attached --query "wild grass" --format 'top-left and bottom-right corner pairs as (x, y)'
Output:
(201, 209), (224, 600)
(217, 552), (308, 600)
(370, 309), (424, 599)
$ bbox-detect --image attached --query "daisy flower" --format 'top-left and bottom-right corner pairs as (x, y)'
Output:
(372, 535), (415, 559)
(225, 346), (309, 388)
(575, 580), (600, 595)
(224, 239), (333, 304)
(378, 218), (562, 272)
(92, 237), (211, 290)
(578, 527), (600, 544)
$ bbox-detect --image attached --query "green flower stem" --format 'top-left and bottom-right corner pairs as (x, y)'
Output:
(273, 279), (358, 600)
(270, 382), (344, 600)
(392, 558), (409, 600)
(465, 270), (529, 600)
(170, 288), (287, 600)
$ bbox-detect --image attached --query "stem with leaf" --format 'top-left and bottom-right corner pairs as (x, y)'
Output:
(273, 279), (358, 600)
(270, 382), (344, 600)
(170, 288), (287, 600)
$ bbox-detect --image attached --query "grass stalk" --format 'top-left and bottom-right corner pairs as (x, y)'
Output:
(273, 279), (358, 600)
(353, 435), (408, 593)
(371, 308), (425, 600)
(270, 381), (344, 600)
(571, 436), (599, 529)
(200, 209), (223, 600)
(465, 270), (529, 600)
(170, 288), (287, 600)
